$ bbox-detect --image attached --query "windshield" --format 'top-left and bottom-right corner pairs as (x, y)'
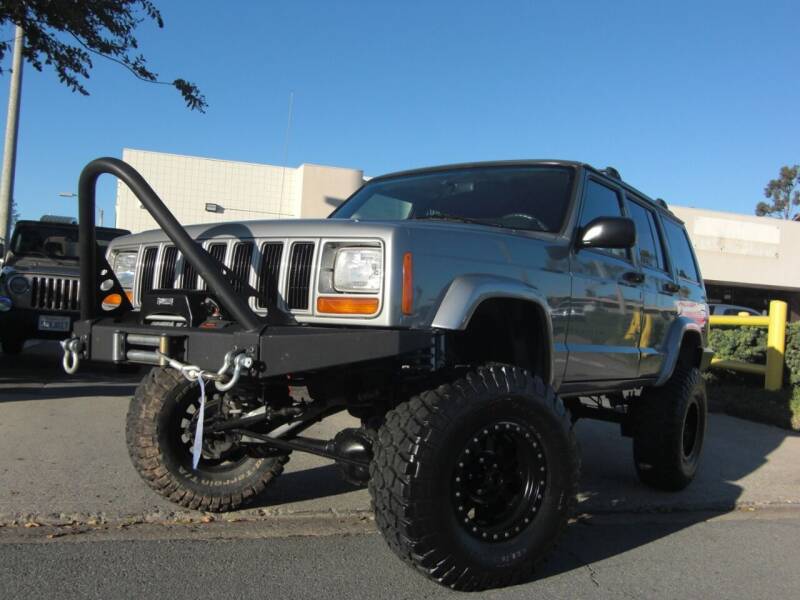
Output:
(9, 225), (125, 259)
(330, 165), (575, 233)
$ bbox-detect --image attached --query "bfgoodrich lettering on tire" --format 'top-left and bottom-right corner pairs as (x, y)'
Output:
(126, 367), (288, 512)
(368, 364), (579, 591)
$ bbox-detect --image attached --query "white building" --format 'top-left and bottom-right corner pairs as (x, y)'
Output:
(114, 150), (799, 317)
(115, 149), (365, 233)
(671, 205), (800, 318)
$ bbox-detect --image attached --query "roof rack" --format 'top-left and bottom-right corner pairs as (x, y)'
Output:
(601, 166), (621, 180)
(655, 197), (669, 209)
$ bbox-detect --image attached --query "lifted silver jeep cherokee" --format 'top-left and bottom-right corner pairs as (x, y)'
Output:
(64, 157), (712, 591)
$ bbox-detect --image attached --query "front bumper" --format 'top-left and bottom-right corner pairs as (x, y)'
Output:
(72, 314), (434, 377)
(0, 308), (77, 341)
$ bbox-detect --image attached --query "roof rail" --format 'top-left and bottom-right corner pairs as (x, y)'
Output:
(655, 197), (669, 209)
(602, 166), (621, 180)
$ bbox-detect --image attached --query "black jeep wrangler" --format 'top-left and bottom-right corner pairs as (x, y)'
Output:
(63, 158), (712, 591)
(0, 219), (128, 354)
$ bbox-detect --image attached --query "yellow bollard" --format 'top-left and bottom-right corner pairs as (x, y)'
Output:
(764, 300), (788, 391)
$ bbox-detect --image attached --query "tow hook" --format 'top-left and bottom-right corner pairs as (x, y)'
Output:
(155, 348), (254, 392)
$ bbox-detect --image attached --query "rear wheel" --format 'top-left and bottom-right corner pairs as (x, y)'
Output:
(631, 366), (707, 491)
(369, 365), (579, 591)
(126, 367), (289, 512)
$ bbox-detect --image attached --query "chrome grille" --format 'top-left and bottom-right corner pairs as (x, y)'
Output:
(139, 247), (158, 297)
(287, 242), (314, 310)
(256, 242), (283, 309)
(203, 243), (227, 290)
(159, 246), (178, 289)
(180, 252), (198, 289)
(29, 276), (79, 311)
(230, 242), (254, 294)
(136, 239), (318, 313)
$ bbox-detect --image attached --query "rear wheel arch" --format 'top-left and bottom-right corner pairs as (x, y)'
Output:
(655, 318), (705, 386)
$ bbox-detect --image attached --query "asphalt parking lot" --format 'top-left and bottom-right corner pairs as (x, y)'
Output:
(1, 342), (800, 598)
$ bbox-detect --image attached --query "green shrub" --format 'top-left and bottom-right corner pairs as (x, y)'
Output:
(786, 322), (800, 386)
(708, 326), (767, 363)
(709, 322), (800, 386)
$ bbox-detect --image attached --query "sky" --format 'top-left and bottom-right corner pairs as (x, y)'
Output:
(1, 0), (798, 225)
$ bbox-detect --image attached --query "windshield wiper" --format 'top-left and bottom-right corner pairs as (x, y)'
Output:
(413, 213), (507, 228)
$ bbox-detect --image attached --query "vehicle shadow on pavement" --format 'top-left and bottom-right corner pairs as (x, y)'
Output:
(251, 464), (360, 508)
(518, 415), (797, 586)
(0, 384), (137, 403)
(0, 355), (140, 403)
(0, 344), (143, 403)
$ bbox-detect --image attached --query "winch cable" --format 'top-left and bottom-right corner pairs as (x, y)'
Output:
(153, 349), (254, 471)
(191, 377), (207, 470)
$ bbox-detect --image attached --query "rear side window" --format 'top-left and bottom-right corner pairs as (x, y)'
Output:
(625, 197), (666, 271)
(662, 219), (699, 282)
(579, 180), (628, 260)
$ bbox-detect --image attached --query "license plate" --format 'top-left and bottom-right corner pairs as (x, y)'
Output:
(38, 315), (71, 332)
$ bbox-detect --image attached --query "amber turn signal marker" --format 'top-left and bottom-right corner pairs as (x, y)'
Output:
(317, 296), (379, 315)
(101, 291), (133, 307)
(402, 252), (413, 315)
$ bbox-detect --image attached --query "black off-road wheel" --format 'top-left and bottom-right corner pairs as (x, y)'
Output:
(126, 367), (289, 512)
(631, 366), (707, 491)
(0, 334), (24, 355)
(369, 365), (579, 591)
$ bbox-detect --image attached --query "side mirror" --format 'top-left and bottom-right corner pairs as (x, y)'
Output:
(578, 216), (636, 250)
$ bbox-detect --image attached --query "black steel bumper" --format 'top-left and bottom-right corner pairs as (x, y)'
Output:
(73, 315), (433, 377)
(0, 308), (77, 342)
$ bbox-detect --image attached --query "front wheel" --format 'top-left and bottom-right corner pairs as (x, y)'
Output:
(126, 367), (289, 512)
(369, 365), (579, 591)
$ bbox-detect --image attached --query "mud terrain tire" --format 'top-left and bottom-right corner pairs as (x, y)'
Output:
(126, 367), (288, 512)
(369, 365), (579, 591)
(632, 366), (707, 491)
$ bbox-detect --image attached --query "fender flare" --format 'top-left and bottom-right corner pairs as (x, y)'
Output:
(430, 274), (555, 384)
(655, 316), (705, 386)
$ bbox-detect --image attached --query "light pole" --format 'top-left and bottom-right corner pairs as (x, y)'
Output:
(0, 25), (24, 246)
(59, 192), (104, 225)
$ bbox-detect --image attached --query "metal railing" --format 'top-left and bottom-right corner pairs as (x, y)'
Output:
(709, 300), (788, 391)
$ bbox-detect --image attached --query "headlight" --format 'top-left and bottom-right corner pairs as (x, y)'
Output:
(112, 250), (138, 290)
(8, 275), (29, 295)
(333, 248), (382, 293)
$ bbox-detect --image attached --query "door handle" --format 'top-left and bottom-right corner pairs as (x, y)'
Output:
(662, 282), (680, 293)
(622, 271), (644, 284)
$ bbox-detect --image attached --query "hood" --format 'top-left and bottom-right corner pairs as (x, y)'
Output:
(108, 218), (555, 250)
(4, 254), (81, 275)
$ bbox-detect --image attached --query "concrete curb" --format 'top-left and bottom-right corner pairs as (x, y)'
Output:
(3, 499), (799, 530)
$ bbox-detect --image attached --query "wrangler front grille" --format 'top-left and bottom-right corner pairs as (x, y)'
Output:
(29, 276), (80, 311)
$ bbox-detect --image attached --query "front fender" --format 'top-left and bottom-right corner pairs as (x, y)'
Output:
(431, 274), (553, 332)
(431, 275), (557, 384)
